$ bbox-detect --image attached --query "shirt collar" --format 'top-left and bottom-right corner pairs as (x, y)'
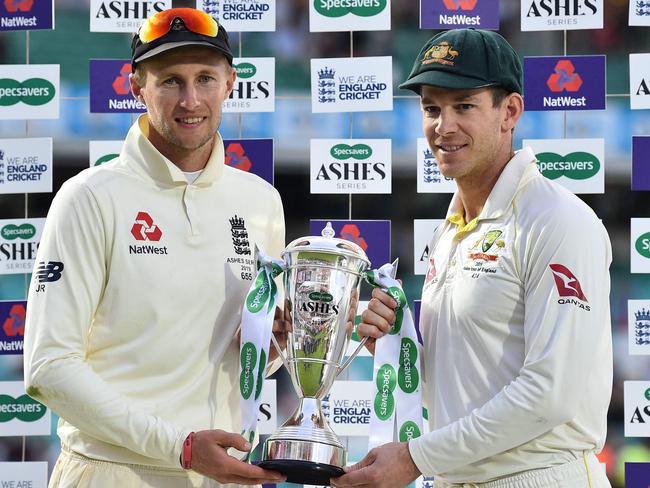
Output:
(446, 147), (538, 222)
(122, 114), (225, 187)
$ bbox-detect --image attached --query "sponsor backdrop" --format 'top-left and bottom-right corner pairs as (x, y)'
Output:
(1, 1), (649, 487)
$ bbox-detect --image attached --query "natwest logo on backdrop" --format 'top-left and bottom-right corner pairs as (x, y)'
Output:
(420, 0), (499, 30)
(311, 56), (393, 113)
(417, 138), (456, 193)
(89, 140), (122, 167)
(310, 139), (391, 194)
(625, 381), (650, 437)
(0, 0), (53, 31)
(632, 136), (650, 191)
(0, 138), (53, 194)
(629, 53), (650, 110)
(90, 0), (170, 32)
(198, 0), (276, 32)
(0, 65), (59, 120)
(0, 300), (26, 355)
(223, 58), (275, 112)
(224, 138), (274, 184)
(0, 218), (45, 275)
(628, 300), (650, 356)
(522, 138), (604, 194)
(309, 219), (391, 268)
(631, 218), (650, 274)
(629, 0), (650, 26)
(90, 60), (146, 114)
(521, 0), (602, 30)
(309, 0), (391, 32)
(523, 56), (606, 111)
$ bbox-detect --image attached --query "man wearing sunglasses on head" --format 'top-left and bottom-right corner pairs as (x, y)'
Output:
(24, 8), (286, 488)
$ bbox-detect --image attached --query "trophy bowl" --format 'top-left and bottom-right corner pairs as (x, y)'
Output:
(258, 224), (370, 485)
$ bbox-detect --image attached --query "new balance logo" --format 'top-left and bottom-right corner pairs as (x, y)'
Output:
(35, 261), (64, 283)
(131, 212), (162, 241)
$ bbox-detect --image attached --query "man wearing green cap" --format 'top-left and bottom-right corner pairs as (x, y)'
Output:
(333, 29), (612, 488)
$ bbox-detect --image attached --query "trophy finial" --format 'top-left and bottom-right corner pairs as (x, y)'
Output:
(322, 222), (335, 239)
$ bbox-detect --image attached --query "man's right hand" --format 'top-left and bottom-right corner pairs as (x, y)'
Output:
(190, 429), (286, 485)
(357, 288), (398, 355)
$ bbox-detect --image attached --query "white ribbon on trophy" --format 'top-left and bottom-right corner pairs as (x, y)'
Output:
(365, 261), (424, 449)
(239, 248), (285, 448)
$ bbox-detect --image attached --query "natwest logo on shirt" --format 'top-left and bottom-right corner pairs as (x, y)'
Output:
(131, 212), (162, 241)
(521, 0), (602, 31)
(524, 55), (606, 112)
(549, 263), (590, 311)
(420, 0), (499, 30)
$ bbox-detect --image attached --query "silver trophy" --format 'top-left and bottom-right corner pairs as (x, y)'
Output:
(258, 223), (370, 485)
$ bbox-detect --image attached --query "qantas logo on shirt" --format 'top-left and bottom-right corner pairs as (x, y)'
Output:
(549, 263), (590, 311)
(131, 212), (162, 241)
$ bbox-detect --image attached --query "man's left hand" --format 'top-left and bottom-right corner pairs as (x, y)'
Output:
(331, 442), (421, 488)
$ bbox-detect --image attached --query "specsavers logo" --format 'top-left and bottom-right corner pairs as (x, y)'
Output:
(1, 223), (35, 240)
(635, 232), (650, 259)
(421, 41), (459, 66)
(549, 263), (590, 311)
(536, 151), (600, 180)
(0, 394), (46, 422)
(374, 363), (396, 421)
(0, 78), (55, 106)
(314, 0), (387, 17)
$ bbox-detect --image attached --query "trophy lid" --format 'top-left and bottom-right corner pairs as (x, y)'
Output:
(282, 222), (370, 267)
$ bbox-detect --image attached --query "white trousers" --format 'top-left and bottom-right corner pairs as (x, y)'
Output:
(433, 453), (611, 488)
(49, 447), (256, 488)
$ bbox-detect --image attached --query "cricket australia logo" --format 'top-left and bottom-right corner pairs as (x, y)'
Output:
(230, 215), (251, 255)
(318, 67), (336, 104)
(635, 308), (650, 346)
(422, 148), (441, 184)
(421, 41), (459, 66)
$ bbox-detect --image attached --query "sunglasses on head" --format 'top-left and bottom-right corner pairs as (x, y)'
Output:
(138, 8), (219, 44)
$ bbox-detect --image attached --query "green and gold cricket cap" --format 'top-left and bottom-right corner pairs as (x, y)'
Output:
(399, 28), (522, 95)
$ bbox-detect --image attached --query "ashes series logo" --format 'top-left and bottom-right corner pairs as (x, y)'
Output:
(311, 57), (393, 113)
(625, 381), (650, 437)
(629, 53), (650, 110)
(223, 58), (275, 112)
(521, 0), (602, 30)
(90, 0), (170, 32)
(0, 218), (44, 275)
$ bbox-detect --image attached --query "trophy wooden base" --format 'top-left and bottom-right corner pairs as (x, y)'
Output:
(259, 459), (345, 486)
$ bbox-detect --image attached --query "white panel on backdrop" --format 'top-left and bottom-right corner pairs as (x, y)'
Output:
(0, 382), (51, 436)
(629, 0), (650, 26)
(310, 139), (391, 194)
(0, 462), (48, 487)
(416, 138), (456, 194)
(629, 53), (650, 110)
(310, 57), (393, 113)
(0, 65), (59, 120)
(413, 219), (444, 275)
(90, 0), (172, 32)
(89, 140), (123, 167)
(522, 138), (605, 194)
(309, 0), (391, 32)
(624, 381), (650, 437)
(0, 218), (45, 275)
(628, 300), (650, 356)
(197, 0), (276, 31)
(520, 0), (603, 31)
(0, 138), (52, 194)
(323, 381), (373, 436)
(223, 58), (275, 113)
(257, 379), (277, 435)
(631, 218), (650, 274)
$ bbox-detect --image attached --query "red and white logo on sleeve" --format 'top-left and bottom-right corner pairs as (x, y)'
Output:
(131, 212), (162, 241)
(549, 264), (590, 311)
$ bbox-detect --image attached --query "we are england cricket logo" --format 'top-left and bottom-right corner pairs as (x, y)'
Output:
(628, 300), (650, 355)
(311, 56), (392, 113)
(0, 138), (53, 194)
(310, 0), (389, 31)
(0, 65), (59, 120)
(200, 0), (276, 32)
(417, 138), (456, 193)
(630, 0), (650, 25)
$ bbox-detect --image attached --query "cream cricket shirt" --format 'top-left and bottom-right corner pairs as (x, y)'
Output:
(23, 116), (285, 469)
(409, 148), (613, 483)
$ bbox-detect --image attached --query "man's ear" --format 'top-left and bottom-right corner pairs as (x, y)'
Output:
(225, 66), (237, 97)
(129, 72), (143, 102)
(502, 92), (523, 133)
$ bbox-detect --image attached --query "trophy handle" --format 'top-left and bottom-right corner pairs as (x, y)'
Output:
(270, 331), (291, 372)
(336, 336), (369, 377)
